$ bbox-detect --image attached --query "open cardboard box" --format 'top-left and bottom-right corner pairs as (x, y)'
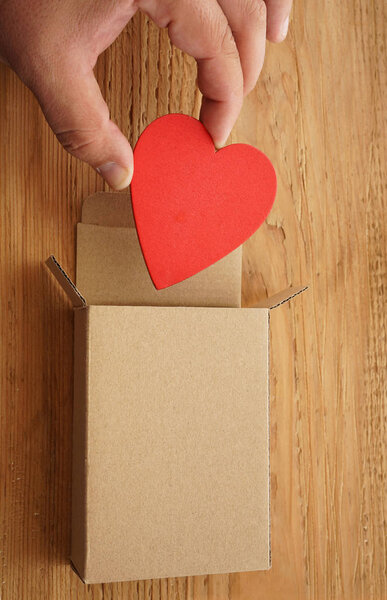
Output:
(46, 192), (306, 584)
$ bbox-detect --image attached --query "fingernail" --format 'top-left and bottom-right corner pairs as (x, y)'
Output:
(214, 141), (226, 151)
(280, 16), (289, 40)
(214, 135), (229, 150)
(96, 162), (133, 190)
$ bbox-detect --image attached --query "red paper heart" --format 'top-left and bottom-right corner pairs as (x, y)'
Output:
(131, 114), (276, 290)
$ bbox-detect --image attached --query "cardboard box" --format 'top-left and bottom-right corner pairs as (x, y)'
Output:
(46, 192), (306, 584)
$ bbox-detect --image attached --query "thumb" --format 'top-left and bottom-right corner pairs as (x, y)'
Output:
(34, 67), (133, 190)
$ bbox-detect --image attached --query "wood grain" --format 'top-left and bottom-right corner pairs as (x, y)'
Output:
(0, 1), (385, 599)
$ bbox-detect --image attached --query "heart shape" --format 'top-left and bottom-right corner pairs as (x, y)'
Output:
(131, 114), (277, 290)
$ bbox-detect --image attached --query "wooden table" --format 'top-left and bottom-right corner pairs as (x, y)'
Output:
(0, 2), (385, 599)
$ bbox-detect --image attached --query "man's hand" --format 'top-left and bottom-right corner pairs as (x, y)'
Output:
(0, 0), (292, 190)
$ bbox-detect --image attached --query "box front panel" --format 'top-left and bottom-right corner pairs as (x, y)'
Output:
(83, 306), (269, 583)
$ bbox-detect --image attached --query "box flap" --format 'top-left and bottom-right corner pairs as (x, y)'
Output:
(76, 193), (242, 308)
(45, 255), (87, 307)
(252, 285), (308, 309)
(81, 191), (134, 227)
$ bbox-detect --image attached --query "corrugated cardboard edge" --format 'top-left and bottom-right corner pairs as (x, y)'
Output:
(266, 309), (272, 568)
(45, 255), (87, 307)
(70, 307), (90, 580)
(82, 564), (269, 585)
(252, 285), (308, 309)
(263, 285), (308, 565)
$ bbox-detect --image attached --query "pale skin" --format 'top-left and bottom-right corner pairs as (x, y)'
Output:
(0, 0), (292, 190)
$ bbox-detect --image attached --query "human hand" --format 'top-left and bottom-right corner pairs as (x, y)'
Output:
(0, 0), (292, 190)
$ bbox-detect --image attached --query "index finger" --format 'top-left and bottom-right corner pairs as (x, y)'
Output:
(137, 0), (244, 147)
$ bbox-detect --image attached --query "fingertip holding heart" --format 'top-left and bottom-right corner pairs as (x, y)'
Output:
(130, 114), (277, 290)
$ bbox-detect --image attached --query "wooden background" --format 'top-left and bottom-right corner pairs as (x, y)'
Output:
(0, 1), (385, 599)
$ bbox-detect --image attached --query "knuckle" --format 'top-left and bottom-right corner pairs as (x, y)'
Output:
(219, 29), (243, 94)
(56, 129), (97, 155)
(54, 102), (110, 157)
(205, 16), (237, 58)
(219, 23), (237, 54)
(241, 0), (266, 25)
(55, 121), (106, 157)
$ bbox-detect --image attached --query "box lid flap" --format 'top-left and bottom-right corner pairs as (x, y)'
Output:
(81, 191), (134, 227)
(252, 285), (308, 309)
(45, 255), (87, 307)
(76, 192), (242, 308)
